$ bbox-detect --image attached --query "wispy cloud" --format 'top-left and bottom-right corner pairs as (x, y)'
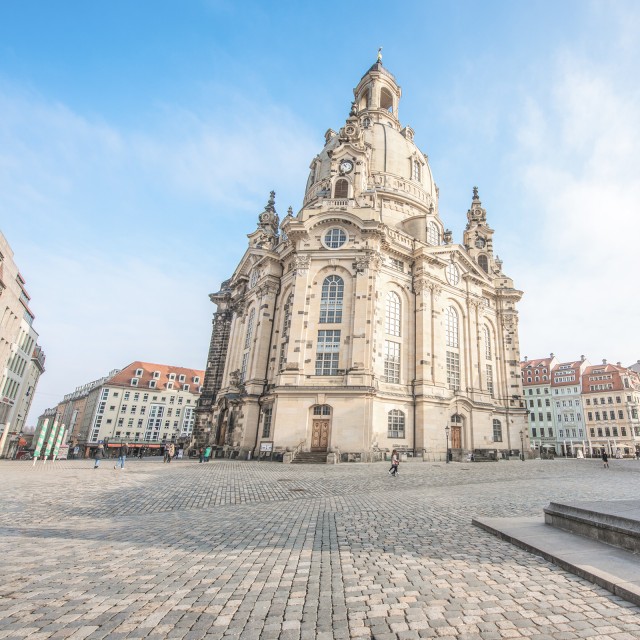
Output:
(0, 83), (316, 422)
(512, 51), (640, 363)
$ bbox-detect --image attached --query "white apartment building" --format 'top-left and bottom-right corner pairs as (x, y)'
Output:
(84, 361), (204, 452)
(0, 231), (45, 456)
(551, 358), (589, 456)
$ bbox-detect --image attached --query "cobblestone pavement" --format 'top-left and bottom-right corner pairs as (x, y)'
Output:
(1, 458), (640, 640)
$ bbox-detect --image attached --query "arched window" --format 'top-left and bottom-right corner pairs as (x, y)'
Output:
(380, 87), (394, 112)
(413, 160), (421, 181)
(249, 270), (259, 289)
(493, 419), (502, 442)
(244, 308), (255, 350)
(478, 254), (489, 273)
(445, 306), (458, 348)
(313, 404), (331, 416)
(427, 222), (440, 246)
(451, 414), (463, 424)
(385, 292), (401, 336)
(334, 179), (349, 199)
(483, 325), (491, 359)
(320, 276), (344, 323)
(388, 410), (405, 438)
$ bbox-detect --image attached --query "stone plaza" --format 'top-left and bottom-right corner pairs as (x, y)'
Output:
(1, 458), (640, 640)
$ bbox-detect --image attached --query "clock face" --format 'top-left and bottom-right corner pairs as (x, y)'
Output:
(475, 237), (486, 249)
(339, 160), (353, 174)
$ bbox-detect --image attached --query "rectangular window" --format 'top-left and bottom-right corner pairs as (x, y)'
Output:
(384, 341), (401, 383)
(446, 351), (460, 391)
(595, 412), (600, 421)
(486, 364), (494, 397)
(532, 428), (537, 437)
(262, 406), (272, 438)
(315, 330), (341, 375)
(538, 412), (543, 422)
(240, 352), (249, 383)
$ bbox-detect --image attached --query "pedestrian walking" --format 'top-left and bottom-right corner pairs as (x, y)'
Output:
(602, 450), (609, 468)
(388, 449), (400, 477)
(204, 446), (212, 462)
(164, 442), (175, 463)
(93, 443), (105, 469)
(199, 447), (204, 463)
(115, 442), (129, 469)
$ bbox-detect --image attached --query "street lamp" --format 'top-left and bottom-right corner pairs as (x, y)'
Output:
(520, 430), (525, 462)
(445, 425), (450, 464)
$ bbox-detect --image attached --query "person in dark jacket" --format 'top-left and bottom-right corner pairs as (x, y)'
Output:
(115, 442), (129, 469)
(602, 450), (609, 468)
(93, 443), (105, 469)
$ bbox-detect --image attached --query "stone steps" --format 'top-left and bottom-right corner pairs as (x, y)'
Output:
(291, 452), (327, 464)
(544, 500), (640, 554)
(473, 499), (640, 606)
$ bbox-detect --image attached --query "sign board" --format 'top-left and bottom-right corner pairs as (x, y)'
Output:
(259, 441), (273, 452)
(57, 445), (69, 460)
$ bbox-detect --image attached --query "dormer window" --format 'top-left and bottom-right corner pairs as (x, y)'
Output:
(413, 160), (421, 181)
(153, 371), (160, 379)
(193, 376), (200, 384)
(334, 178), (349, 199)
(183, 384), (190, 392)
(167, 382), (174, 390)
(198, 386), (203, 393)
(131, 378), (139, 387)
(135, 368), (143, 377)
(178, 374), (186, 383)
(169, 373), (176, 381)
(149, 380), (157, 389)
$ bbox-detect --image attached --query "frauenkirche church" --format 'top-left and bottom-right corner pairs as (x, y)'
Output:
(194, 55), (528, 462)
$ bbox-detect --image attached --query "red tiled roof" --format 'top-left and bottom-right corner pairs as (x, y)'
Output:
(106, 361), (205, 392)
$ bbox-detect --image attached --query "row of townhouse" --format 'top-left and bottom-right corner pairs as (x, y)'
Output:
(0, 231), (46, 457)
(521, 355), (640, 457)
(35, 361), (204, 456)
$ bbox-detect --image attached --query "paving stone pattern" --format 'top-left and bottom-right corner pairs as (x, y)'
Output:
(1, 458), (640, 639)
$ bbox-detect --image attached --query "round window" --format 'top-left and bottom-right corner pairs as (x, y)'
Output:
(324, 228), (347, 249)
(446, 263), (460, 286)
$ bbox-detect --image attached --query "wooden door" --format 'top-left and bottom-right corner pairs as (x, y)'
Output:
(451, 426), (462, 449)
(311, 420), (330, 451)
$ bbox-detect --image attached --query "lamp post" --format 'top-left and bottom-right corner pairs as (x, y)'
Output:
(520, 429), (525, 462)
(445, 425), (450, 464)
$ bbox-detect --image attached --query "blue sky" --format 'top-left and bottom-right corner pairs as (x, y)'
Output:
(2, 1), (639, 424)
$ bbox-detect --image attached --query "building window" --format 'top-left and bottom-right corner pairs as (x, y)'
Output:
(244, 308), (255, 349)
(279, 292), (293, 370)
(240, 353), (249, 383)
(315, 330), (340, 375)
(412, 160), (421, 181)
(427, 222), (440, 246)
(385, 292), (401, 337)
(445, 263), (460, 285)
(320, 276), (344, 323)
(483, 326), (491, 359)
(388, 410), (405, 438)
(334, 179), (349, 199)
(486, 364), (494, 397)
(324, 228), (347, 249)
(313, 405), (331, 416)
(493, 419), (502, 442)
(446, 351), (460, 390)
(262, 406), (272, 438)
(478, 254), (489, 273)
(445, 307), (458, 348)
(384, 341), (401, 383)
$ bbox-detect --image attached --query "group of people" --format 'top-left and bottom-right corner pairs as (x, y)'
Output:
(199, 446), (213, 463)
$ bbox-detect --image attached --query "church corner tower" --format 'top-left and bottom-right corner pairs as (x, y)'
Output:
(194, 55), (528, 463)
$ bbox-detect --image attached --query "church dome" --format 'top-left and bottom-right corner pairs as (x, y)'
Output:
(303, 59), (437, 214)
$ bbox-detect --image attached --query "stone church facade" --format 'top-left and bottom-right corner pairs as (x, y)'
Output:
(194, 58), (528, 462)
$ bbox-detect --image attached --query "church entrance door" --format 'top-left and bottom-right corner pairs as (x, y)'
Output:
(311, 420), (330, 452)
(451, 426), (462, 449)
